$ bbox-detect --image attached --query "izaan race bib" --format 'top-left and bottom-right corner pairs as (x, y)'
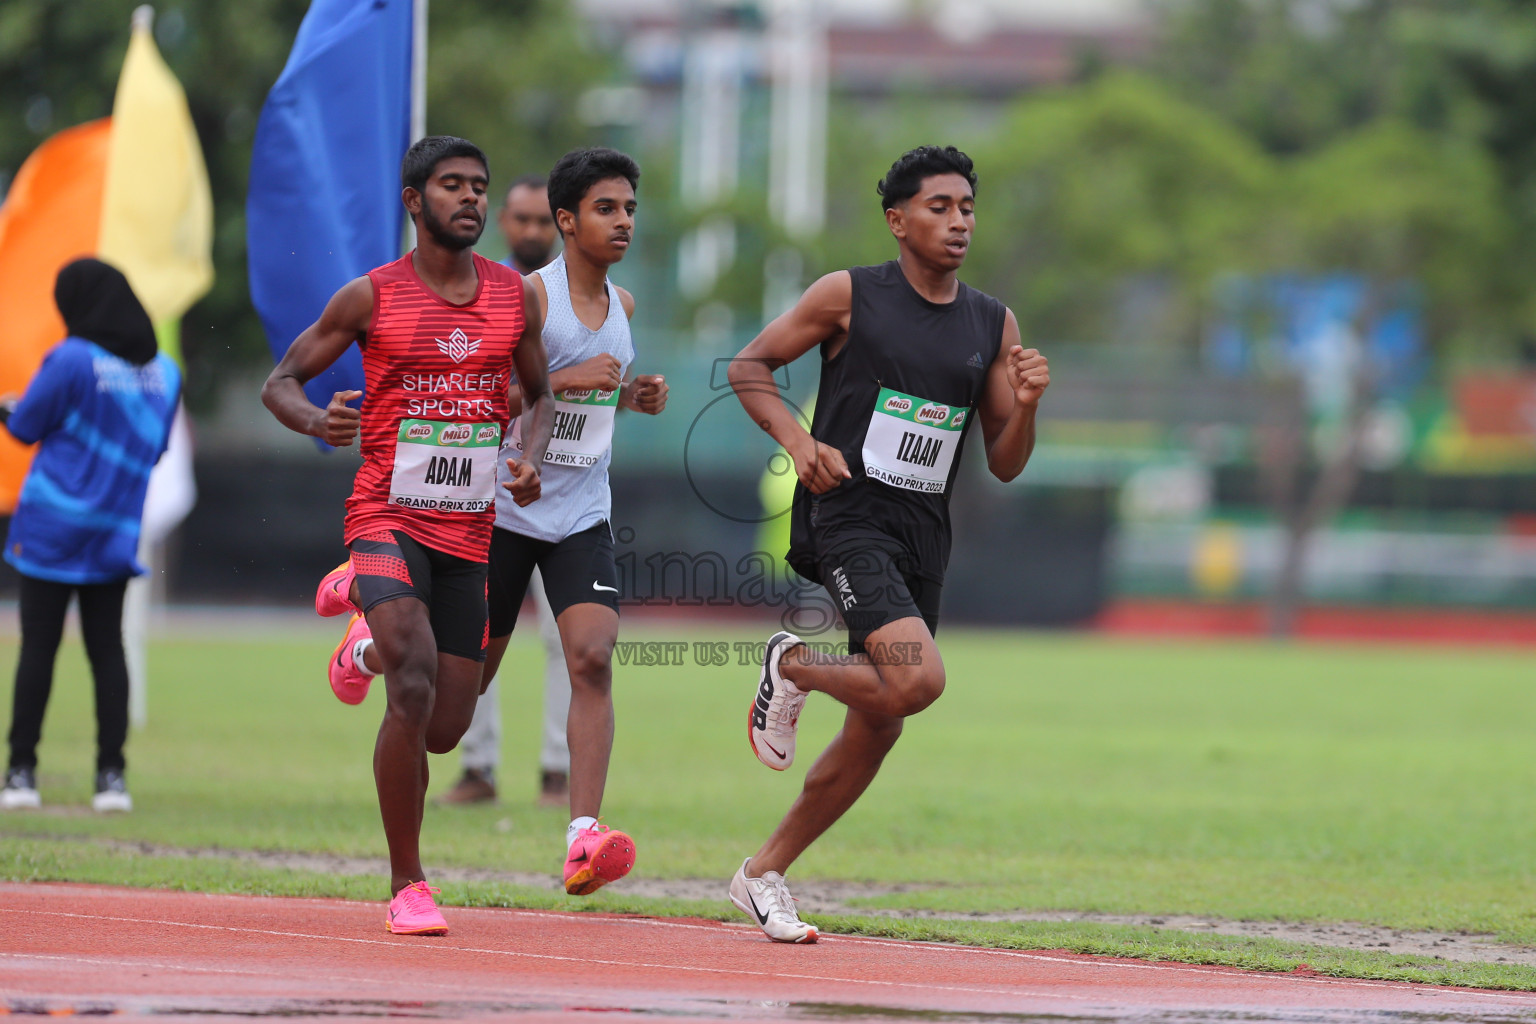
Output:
(861, 387), (967, 494)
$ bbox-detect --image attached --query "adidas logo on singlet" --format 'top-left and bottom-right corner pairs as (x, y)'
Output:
(966, 352), (985, 369)
(436, 328), (482, 364)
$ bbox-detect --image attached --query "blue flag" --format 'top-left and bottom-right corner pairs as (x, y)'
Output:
(247, 0), (413, 411)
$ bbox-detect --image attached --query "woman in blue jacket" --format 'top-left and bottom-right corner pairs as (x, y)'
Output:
(0, 259), (180, 813)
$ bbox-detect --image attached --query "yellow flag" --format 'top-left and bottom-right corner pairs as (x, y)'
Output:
(98, 8), (213, 331)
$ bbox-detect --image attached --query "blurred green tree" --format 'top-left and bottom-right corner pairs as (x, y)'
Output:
(1403, 0), (1536, 336)
(1152, 0), (1535, 341)
(965, 73), (1272, 350)
(1151, 0), (1468, 155)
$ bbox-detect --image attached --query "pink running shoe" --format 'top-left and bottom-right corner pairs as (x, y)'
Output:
(385, 880), (448, 935)
(315, 560), (358, 617)
(563, 823), (636, 896)
(329, 614), (375, 706)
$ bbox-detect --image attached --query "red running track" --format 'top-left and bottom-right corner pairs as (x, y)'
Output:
(3, 882), (1535, 1023)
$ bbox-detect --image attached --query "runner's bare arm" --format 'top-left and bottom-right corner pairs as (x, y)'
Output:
(261, 277), (373, 447)
(977, 308), (1049, 482)
(728, 271), (853, 494)
(504, 275), (554, 506)
(613, 286), (667, 414)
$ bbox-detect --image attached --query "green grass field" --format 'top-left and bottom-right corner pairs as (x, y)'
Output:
(6, 620), (1536, 989)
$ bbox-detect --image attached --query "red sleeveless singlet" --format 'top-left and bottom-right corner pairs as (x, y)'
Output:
(343, 251), (524, 561)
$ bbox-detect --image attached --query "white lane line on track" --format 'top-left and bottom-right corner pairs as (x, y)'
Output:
(10, 892), (1534, 1009)
(0, 908), (1091, 1004)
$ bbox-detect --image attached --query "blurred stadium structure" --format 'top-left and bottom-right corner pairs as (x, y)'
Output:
(6, 0), (1536, 631)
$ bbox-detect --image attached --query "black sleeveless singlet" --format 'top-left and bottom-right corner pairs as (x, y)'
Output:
(786, 261), (1006, 585)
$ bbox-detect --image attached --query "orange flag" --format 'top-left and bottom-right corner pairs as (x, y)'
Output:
(0, 119), (111, 510)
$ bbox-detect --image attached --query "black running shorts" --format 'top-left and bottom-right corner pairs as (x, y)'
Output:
(816, 530), (941, 655)
(487, 521), (620, 639)
(349, 530), (489, 662)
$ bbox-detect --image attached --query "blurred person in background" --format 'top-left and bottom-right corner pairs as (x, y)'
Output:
(440, 173), (572, 808)
(0, 259), (181, 814)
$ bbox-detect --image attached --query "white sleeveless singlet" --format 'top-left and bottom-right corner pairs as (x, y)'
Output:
(495, 254), (635, 543)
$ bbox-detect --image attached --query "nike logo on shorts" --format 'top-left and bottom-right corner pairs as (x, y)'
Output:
(592, 582), (619, 593)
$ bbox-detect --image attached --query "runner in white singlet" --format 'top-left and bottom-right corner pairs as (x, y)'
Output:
(481, 148), (668, 897)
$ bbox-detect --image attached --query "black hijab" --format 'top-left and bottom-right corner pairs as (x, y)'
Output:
(53, 258), (158, 366)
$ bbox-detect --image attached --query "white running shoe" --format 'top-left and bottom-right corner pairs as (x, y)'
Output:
(91, 769), (132, 813)
(729, 858), (818, 943)
(1, 766), (40, 810)
(749, 631), (806, 771)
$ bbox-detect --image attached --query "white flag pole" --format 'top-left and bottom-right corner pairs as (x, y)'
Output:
(410, 0), (427, 144)
(125, 4), (157, 730)
(406, 0), (427, 249)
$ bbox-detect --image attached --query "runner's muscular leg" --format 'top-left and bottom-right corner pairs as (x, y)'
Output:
(749, 703), (905, 877)
(481, 634), (512, 694)
(424, 652), (487, 754)
(555, 603), (618, 820)
(364, 596), (438, 894)
(780, 616), (945, 718)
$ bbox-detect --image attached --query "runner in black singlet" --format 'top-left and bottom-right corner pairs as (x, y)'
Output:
(724, 146), (1051, 943)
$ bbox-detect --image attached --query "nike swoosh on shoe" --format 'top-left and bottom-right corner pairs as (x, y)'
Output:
(746, 891), (770, 925)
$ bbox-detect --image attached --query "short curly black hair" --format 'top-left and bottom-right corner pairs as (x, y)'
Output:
(401, 135), (489, 193)
(547, 147), (641, 224)
(876, 146), (977, 211)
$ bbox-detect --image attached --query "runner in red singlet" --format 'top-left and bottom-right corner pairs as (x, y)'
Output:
(262, 136), (555, 937)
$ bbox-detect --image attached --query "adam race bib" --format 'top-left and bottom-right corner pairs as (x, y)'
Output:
(509, 387), (619, 468)
(389, 419), (502, 512)
(861, 387), (968, 494)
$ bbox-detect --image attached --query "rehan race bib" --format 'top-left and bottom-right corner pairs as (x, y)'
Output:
(509, 387), (619, 469)
(389, 419), (502, 512)
(861, 387), (968, 494)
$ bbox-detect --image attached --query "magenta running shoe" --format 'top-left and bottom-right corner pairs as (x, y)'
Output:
(329, 613), (375, 705)
(385, 881), (448, 935)
(563, 823), (635, 896)
(315, 559), (358, 617)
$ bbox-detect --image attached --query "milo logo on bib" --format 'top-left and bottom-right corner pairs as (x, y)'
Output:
(388, 418), (502, 512)
(862, 387), (968, 494)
